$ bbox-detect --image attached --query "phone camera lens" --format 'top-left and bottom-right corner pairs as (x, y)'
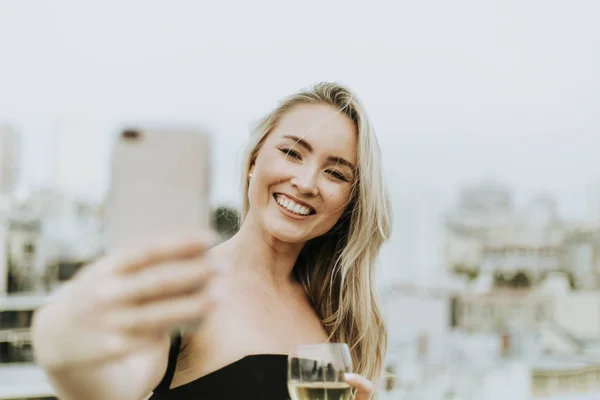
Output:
(122, 130), (141, 140)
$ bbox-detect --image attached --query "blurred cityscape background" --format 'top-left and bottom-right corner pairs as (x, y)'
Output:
(1, 1), (599, 399)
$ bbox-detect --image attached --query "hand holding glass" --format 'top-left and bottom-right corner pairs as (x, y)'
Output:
(288, 343), (353, 400)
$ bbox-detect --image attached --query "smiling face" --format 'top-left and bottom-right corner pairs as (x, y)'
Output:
(246, 103), (358, 244)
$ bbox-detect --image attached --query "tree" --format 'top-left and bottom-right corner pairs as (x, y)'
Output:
(212, 206), (241, 238)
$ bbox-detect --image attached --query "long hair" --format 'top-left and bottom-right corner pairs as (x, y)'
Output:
(240, 82), (392, 383)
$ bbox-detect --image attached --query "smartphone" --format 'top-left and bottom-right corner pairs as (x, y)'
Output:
(104, 127), (212, 252)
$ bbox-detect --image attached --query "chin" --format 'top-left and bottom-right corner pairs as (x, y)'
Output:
(270, 228), (309, 245)
(263, 220), (311, 245)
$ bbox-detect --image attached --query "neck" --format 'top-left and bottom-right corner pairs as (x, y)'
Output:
(217, 211), (305, 286)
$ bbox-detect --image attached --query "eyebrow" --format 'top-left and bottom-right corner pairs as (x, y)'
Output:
(282, 134), (356, 171)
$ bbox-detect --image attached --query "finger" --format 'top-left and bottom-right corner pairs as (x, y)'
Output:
(110, 285), (220, 333)
(107, 259), (221, 304)
(110, 233), (219, 274)
(344, 373), (373, 400)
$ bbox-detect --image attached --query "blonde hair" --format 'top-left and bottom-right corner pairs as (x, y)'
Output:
(240, 82), (392, 383)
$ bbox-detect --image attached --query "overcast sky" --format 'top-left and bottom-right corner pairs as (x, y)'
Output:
(0, 0), (598, 219)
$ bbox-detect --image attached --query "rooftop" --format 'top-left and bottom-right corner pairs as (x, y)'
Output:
(0, 287), (67, 311)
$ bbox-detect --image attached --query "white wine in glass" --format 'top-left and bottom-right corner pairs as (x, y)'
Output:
(288, 343), (353, 400)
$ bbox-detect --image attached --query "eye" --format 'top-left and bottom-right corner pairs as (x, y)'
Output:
(326, 169), (348, 182)
(278, 147), (302, 160)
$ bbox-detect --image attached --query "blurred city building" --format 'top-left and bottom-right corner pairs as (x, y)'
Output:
(381, 280), (600, 400)
(379, 180), (600, 400)
(445, 180), (600, 289)
(379, 183), (451, 287)
(0, 124), (21, 196)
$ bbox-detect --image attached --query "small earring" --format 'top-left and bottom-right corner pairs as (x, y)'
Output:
(248, 172), (253, 179)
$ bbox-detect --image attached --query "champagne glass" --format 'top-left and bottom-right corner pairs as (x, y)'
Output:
(288, 343), (353, 400)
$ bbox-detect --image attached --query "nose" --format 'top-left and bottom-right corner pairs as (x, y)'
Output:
(290, 167), (319, 196)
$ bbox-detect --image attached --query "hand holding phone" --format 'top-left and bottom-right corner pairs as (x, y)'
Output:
(32, 127), (219, 393)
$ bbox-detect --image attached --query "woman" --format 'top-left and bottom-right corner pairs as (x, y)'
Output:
(31, 82), (392, 400)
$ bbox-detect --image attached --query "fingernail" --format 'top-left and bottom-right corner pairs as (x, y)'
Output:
(344, 373), (355, 381)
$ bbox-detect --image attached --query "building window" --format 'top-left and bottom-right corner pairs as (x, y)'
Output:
(450, 296), (459, 327)
(23, 242), (35, 254)
(57, 261), (85, 281)
(0, 311), (33, 329)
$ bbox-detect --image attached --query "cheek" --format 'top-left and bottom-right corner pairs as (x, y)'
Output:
(248, 178), (268, 206)
(255, 156), (289, 184)
(248, 169), (267, 200)
(322, 188), (351, 216)
(248, 164), (285, 207)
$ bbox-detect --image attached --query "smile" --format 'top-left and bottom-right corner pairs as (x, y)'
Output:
(274, 194), (316, 216)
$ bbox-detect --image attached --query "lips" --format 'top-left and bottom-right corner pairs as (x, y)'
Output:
(274, 193), (316, 216)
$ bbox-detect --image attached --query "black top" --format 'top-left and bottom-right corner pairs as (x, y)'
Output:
(148, 334), (289, 400)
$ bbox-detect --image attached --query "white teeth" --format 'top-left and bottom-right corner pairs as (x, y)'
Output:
(276, 195), (312, 216)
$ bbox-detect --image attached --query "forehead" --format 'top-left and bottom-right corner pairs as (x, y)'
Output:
(271, 104), (357, 163)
